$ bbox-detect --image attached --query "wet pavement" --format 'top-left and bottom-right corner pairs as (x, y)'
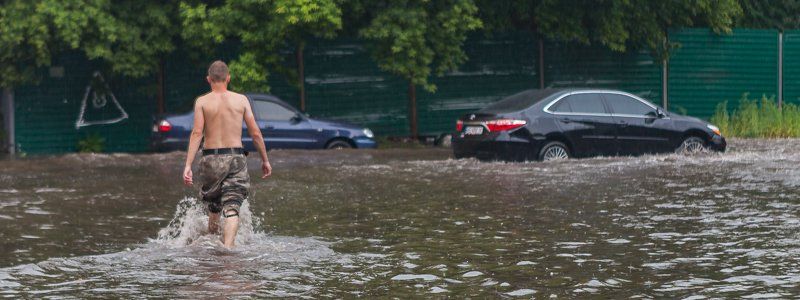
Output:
(1, 139), (800, 298)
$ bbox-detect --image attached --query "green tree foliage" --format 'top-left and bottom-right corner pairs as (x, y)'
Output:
(0, 0), (178, 88)
(359, 0), (482, 137)
(476, 0), (742, 58)
(43, 0), (178, 78)
(736, 0), (800, 30)
(360, 0), (482, 92)
(0, 1), (57, 88)
(180, 0), (341, 92)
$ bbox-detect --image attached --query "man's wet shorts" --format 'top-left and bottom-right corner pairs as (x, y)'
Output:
(198, 151), (250, 217)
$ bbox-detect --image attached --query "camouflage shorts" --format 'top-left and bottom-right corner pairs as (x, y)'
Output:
(198, 154), (250, 216)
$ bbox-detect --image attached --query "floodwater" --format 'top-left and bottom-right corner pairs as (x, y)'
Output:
(1, 139), (800, 298)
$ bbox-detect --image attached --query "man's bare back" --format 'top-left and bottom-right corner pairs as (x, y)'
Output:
(195, 91), (249, 149)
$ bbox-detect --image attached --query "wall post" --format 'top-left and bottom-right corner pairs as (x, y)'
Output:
(662, 59), (669, 110)
(1, 88), (14, 154)
(538, 38), (545, 89)
(157, 58), (165, 114)
(297, 43), (306, 112)
(778, 31), (784, 110)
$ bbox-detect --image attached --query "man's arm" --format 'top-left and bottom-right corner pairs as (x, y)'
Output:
(183, 98), (205, 186)
(243, 97), (271, 178)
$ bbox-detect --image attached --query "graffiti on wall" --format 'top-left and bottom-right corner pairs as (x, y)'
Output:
(75, 71), (129, 129)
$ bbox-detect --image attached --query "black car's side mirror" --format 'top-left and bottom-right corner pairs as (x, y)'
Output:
(646, 109), (666, 119)
(656, 108), (667, 118)
(290, 113), (303, 124)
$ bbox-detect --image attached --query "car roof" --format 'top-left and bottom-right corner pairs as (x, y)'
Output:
(245, 93), (282, 102)
(511, 88), (645, 101)
(541, 88), (632, 95)
(499, 87), (635, 98)
(479, 88), (637, 114)
(244, 93), (297, 109)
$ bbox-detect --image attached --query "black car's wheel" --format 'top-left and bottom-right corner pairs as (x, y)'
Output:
(326, 139), (353, 150)
(676, 136), (707, 154)
(539, 141), (570, 161)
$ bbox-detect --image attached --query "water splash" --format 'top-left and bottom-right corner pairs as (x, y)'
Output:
(154, 197), (263, 248)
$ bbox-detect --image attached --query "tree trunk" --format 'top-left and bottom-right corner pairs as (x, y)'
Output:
(297, 43), (306, 112)
(407, 81), (418, 139)
(157, 58), (165, 114)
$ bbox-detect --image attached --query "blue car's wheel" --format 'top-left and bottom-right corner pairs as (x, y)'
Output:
(326, 139), (353, 149)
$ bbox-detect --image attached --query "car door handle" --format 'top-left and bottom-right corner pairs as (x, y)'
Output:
(560, 118), (572, 123)
(618, 120), (628, 127)
(265, 126), (275, 129)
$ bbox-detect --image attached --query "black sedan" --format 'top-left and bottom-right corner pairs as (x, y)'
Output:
(453, 89), (726, 161)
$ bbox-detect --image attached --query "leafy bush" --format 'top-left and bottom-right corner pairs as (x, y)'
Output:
(77, 134), (105, 153)
(710, 94), (800, 138)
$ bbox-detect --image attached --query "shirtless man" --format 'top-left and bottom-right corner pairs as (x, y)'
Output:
(182, 60), (271, 248)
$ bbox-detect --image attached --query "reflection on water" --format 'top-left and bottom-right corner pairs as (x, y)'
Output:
(1, 140), (800, 297)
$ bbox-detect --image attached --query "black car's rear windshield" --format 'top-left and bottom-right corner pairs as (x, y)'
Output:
(480, 89), (562, 113)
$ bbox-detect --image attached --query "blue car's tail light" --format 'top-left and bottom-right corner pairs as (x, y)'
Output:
(158, 120), (172, 133)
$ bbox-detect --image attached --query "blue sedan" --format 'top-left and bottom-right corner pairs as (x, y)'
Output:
(150, 93), (377, 152)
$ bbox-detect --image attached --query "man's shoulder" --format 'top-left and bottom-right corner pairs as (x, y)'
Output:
(229, 91), (248, 101)
(195, 92), (212, 103)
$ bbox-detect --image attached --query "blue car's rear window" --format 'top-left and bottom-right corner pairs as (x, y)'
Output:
(480, 89), (562, 113)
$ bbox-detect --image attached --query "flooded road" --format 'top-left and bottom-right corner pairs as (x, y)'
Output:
(1, 139), (799, 298)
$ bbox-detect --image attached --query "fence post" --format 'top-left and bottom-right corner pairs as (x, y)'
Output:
(662, 58), (669, 110)
(157, 58), (165, 114)
(778, 31), (784, 110)
(1, 88), (14, 154)
(297, 42), (306, 112)
(538, 38), (544, 89)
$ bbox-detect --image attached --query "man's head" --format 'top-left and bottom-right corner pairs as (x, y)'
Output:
(207, 60), (230, 85)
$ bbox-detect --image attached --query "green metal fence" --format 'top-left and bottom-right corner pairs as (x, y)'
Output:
(303, 38), (409, 136)
(544, 41), (663, 104)
(10, 29), (798, 154)
(14, 52), (156, 153)
(783, 30), (800, 106)
(417, 33), (539, 136)
(669, 28), (779, 118)
(301, 33), (540, 136)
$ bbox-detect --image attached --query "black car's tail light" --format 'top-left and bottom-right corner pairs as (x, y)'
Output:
(456, 120), (464, 131)
(485, 119), (526, 132)
(157, 120), (172, 132)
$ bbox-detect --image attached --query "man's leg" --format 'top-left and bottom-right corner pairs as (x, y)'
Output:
(220, 155), (249, 249)
(208, 212), (220, 233)
(222, 208), (239, 248)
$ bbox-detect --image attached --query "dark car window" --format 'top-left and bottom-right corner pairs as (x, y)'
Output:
(550, 98), (572, 113)
(603, 94), (654, 116)
(563, 93), (607, 114)
(480, 89), (563, 113)
(253, 101), (296, 121)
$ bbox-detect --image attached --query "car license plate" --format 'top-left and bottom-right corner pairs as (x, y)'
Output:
(465, 126), (484, 135)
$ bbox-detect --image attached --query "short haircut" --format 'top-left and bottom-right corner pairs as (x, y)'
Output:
(207, 60), (229, 82)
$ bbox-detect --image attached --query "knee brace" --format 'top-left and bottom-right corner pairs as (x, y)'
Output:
(222, 199), (241, 218)
(223, 208), (239, 218)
